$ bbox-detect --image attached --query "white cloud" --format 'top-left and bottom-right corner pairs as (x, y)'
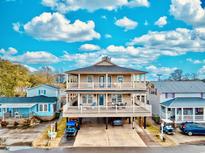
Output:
(23, 64), (38, 72)
(12, 22), (22, 33)
(13, 51), (59, 64)
(198, 65), (205, 79)
(0, 48), (59, 65)
(146, 65), (177, 80)
(154, 16), (167, 27)
(170, 0), (205, 27)
(129, 28), (205, 56)
(115, 16), (138, 31)
(79, 44), (101, 51)
(105, 34), (112, 38)
(187, 58), (205, 64)
(41, 0), (150, 13)
(22, 12), (100, 42)
(0, 47), (18, 55)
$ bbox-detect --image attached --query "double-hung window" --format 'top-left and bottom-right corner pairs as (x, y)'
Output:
(39, 104), (48, 112)
(112, 94), (122, 105)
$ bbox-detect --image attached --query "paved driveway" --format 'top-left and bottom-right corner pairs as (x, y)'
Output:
(73, 118), (146, 147)
(167, 128), (205, 145)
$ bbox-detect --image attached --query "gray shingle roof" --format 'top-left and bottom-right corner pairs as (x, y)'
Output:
(161, 97), (205, 108)
(0, 96), (57, 103)
(66, 65), (147, 74)
(151, 81), (205, 93)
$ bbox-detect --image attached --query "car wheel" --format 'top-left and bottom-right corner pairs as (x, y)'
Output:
(188, 132), (192, 136)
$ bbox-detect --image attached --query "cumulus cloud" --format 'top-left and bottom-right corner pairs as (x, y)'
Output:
(12, 22), (22, 33)
(170, 0), (205, 27)
(129, 28), (205, 56)
(146, 65), (177, 80)
(115, 16), (138, 31)
(0, 47), (59, 64)
(187, 58), (205, 64)
(41, 0), (150, 13)
(22, 12), (100, 42)
(154, 16), (167, 27)
(79, 44), (101, 51)
(0, 47), (18, 55)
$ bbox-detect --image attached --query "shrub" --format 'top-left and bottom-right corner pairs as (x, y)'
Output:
(152, 114), (160, 124)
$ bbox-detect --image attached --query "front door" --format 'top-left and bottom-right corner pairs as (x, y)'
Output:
(99, 94), (105, 106)
(99, 76), (105, 88)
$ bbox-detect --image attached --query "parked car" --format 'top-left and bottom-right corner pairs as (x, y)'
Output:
(160, 119), (175, 135)
(112, 118), (123, 126)
(65, 120), (80, 137)
(180, 122), (205, 136)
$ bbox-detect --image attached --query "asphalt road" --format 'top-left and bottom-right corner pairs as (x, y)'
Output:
(7, 144), (205, 153)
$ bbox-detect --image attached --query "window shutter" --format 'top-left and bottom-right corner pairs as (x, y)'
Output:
(38, 90), (40, 95)
(48, 104), (51, 112)
(44, 90), (46, 95)
(36, 105), (38, 112)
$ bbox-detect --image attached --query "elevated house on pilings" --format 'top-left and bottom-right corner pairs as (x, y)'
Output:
(63, 57), (152, 129)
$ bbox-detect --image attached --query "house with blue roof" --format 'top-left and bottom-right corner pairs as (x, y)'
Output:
(0, 84), (60, 121)
(148, 81), (205, 123)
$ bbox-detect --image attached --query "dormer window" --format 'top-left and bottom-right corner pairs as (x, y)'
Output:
(38, 90), (46, 95)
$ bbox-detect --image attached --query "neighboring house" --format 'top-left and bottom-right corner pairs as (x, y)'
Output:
(63, 57), (152, 129)
(0, 96), (57, 120)
(0, 84), (60, 121)
(148, 81), (205, 123)
(55, 73), (66, 84)
(27, 84), (60, 98)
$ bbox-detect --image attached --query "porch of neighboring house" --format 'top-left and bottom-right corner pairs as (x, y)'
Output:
(0, 103), (36, 119)
(160, 97), (205, 123)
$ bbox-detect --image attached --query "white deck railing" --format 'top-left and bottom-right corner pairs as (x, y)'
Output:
(63, 104), (151, 115)
(161, 113), (205, 122)
(67, 81), (146, 90)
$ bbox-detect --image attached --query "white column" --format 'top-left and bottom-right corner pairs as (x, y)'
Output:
(106, 74), (108, 88)
(165, 107), (168, 120)
(181, 108), (184, 122)
(144, 94), (147, 104)
(139, 75), (141, 83)
(78, 93), (80, 109)
(78, 74), (81, 88)
(193, 108), (195, 122)
(66, 93), (69, 105)
(132, 74), (134, 88)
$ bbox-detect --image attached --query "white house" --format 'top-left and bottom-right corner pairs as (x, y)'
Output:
(148, 81), (205, 123)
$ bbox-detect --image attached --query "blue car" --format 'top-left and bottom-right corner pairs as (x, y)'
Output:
(180, 122), (205, 136)
(162, 124), (175, 135)
(112, 118), (123, 126)
(65, 121), (79, 137)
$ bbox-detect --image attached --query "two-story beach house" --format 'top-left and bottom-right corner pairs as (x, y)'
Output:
(63, 57), (152, 129)
(148, 81), (205, 123)
(0, 84), (60, 121)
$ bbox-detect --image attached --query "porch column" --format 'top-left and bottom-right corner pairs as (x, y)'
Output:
(193, 108), (195, 122)
(165, 107), (168, 120)
(182, 108), (184, 122)
(139, 75), (141, 83)
(106, 74), (108, 88)
(144, 94), (147, 104)
(78, 74), (81, 88)
(175, 108), (177, 122)
(78, 93), (80, 109)
(144, 117), (147, 129)
(66, 93), (69, 105)
(132, 74), (134, 88)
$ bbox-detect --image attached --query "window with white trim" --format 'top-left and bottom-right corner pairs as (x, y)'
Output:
(112, 94), (122, 104)
(38, 90), (46, 95)
(39, 104), (48, 112)
(87, 75), (93, 83)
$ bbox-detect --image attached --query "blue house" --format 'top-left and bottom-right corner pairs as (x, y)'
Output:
(0, 84), (60, 121)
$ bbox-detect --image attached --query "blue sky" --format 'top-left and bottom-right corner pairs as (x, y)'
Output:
(0, 0), (205, 80)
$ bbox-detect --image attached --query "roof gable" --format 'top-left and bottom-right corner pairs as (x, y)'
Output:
(27, 84), (60, 91)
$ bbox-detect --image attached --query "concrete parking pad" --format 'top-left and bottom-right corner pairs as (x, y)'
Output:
(73, 119), (146, 147)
